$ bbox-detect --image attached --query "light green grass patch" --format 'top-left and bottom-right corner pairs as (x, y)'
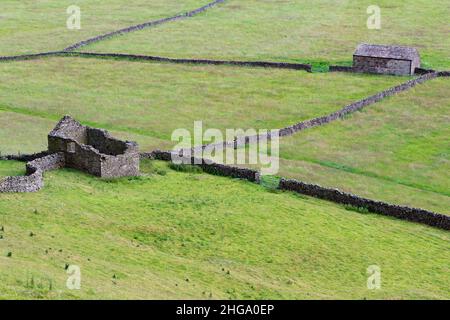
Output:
(0, 159), (449, 299)
(83, 0), (450, 69)
(0, 160), (25, 178)
(0, 0), (211, 56)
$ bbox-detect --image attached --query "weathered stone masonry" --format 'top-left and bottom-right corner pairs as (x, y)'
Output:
(0, 116), (140, 192)
(353, 44), (421, 76)
(48, 116), (140, 178)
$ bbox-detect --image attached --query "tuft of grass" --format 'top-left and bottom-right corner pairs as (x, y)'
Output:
(168, 162), (203, 174)
(344, 205), (370, 215)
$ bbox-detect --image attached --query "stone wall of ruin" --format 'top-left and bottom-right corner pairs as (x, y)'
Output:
(0, 153), (65, 193)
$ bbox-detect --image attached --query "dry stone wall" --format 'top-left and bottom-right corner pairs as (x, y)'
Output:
(66, 52), (312, 72)
(142, 149), (449, 230)
(279, 178), (450, 230)
(278, 71), (440, 137)
(179, 71), (443, 155)
(63, 0), (227, 51)
(0, 151), (50, 162)
(0, 153), (65, 193)
(142, 150), (260, 183)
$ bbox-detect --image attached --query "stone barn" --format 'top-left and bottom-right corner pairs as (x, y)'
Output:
(48, 116), (140, 178)
(353, 44), (421, 76)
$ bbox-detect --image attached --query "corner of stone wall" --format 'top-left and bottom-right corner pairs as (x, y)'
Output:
(0, 153), (65, 193)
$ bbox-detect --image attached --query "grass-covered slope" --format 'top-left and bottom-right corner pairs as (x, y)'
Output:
(0, 57), (405, 147)
(277, 78), (450, 213)
(0, 160), (449, 299)
(0, 0), (210, 56)
(230, 77), (449, 214)
(82, 0), (450, 69)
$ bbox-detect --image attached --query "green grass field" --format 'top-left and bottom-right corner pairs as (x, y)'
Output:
(0, 57), (405, 150)
(275, 78), (450, 214)
(82, 0), (450, 69)
(0, 160), (449, 299)
(0, 0), (210, 56)
(0, 0), (449, 301)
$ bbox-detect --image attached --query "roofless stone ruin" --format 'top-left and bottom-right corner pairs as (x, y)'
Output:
(0, 116), (140, 193)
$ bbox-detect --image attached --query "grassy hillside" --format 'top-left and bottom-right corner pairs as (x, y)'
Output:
(232, 78), (449, 214)
(82, 0), (450, 69)
(0, 57), (405, 147)
(280, 78), (450, 198)
(0, 159), (449, 299)
(0, 0), (210, 56)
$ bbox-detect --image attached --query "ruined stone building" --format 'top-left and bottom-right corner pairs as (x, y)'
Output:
(353, 44), (421, 76)
(0, 116), (140, 193)
(48, 116), (140, 178)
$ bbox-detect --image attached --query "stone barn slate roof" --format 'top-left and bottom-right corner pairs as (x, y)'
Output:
(354, 44), (420, 62)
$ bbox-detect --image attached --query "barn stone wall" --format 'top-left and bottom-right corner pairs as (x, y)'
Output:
(353, 56), (413, 75)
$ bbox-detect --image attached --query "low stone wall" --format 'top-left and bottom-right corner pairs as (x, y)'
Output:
(0, 151), (50, 162)
(415, 67), (436, 75)
(142, 150), (260, 183)
(278, 71), (439, 137)
(67, 52), (312, 72)
(0, 153), (65, 193)
(144, 149), (449, 230)
(0, 169), (43, 193)
(64, 0), (227, 51)
(279, 178), (450, 230)
(329, 65), (353, 72)
(0, 51), (62, 62)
